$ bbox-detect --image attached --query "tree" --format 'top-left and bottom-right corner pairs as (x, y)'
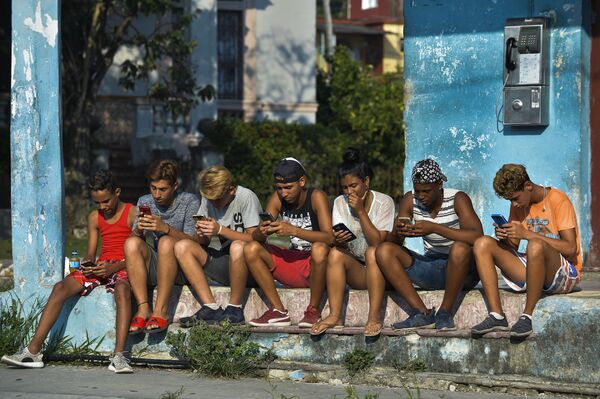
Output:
(61, 0), (213, 228)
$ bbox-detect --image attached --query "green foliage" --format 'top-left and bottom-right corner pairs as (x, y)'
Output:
(160, 387), (185, 399)
(167, 320), (276, 378)
(393, 358), (428, 373)
(343, 348), (376, 378)
(44, 331), (105, 358)
(338, 386), (380, 399)
(0, 296), (43, 356)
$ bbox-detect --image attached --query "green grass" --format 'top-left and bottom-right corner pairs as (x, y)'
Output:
(0, 236), (89, 260)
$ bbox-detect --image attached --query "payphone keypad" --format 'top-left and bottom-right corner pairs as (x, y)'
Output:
(518, 27), (541, 53)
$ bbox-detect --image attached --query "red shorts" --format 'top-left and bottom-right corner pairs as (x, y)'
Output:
(69, 260), (128, 296)
(267, 244), (311, 288)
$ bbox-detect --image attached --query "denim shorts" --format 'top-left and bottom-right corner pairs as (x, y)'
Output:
(405, 249), (479, 290)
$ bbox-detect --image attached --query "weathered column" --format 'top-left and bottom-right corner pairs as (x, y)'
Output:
(10, 0), (63, 295)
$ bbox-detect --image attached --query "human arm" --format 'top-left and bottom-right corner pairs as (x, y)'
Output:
(82, 210), (99, 277)
(350, 192), (390, 246)
(387, 191), (413, 245)
(252, 191), (282, 242)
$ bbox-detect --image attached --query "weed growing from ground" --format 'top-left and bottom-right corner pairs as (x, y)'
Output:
(0, 296), (43, 355)
(343, 348), (375, 377)
(44, 330), (105, 358)
(167, 320), (276, 378)
(392, 358), (427, 372)
(339, 386), (380, 399)
(159, 386), (185, 399)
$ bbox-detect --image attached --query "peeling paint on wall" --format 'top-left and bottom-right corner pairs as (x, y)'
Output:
(23, 1), (58, 47)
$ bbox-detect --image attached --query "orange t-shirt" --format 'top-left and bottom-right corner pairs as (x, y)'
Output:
(509, 188), (582, 274)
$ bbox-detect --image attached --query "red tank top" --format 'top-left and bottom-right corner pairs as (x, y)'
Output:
(98, 203), (133, 261)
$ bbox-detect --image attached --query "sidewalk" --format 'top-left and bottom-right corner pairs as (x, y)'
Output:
(0, 364), (560, 399)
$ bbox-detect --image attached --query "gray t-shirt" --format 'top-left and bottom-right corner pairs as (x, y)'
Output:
(197, 185), (262, 250)
(134, 191), (200, 246)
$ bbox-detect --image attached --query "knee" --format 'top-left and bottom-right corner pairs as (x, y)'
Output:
(174, 239), (195, 260)
(310, 242), (330, 264)
(243, 241), (262, 258)
(124, 236), (144, 257)
(473, 236), (496, 255)
(157, 235), (177, 255)
(375, 242), (395, 266)
(365, 246), (377, 267)
(113, 282), (130, 302)
(51, 280), (67, 297)
(229, 240), (246, 259)
(526, 238), (545, 258)
(327, 247), (345, 266)
(448, 241), (472, 262)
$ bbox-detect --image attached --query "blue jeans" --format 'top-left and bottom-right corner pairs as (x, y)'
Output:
(405, 249), (479, 290)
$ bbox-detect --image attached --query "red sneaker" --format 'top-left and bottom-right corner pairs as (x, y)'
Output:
(249, 308), (291, 327)
(298, 305), (321, 328)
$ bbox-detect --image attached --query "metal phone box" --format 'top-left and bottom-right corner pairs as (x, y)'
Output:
(503, 17), (550, 126)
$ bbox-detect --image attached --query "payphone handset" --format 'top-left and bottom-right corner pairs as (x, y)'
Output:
(503, 18), (550, 126)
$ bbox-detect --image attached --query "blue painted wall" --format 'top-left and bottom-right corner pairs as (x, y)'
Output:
(403, 1), (591, 255)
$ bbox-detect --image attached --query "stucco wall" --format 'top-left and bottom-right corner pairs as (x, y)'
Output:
(403, 0), (591, 255)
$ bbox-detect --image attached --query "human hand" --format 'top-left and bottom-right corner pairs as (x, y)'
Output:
(138, 214), (168, 233)
(81, 259), (95, 277)
(91, 262), (109, 278)
(267, 221), (297, 236)
(196, 217), (221, 236)
(502, 221), (529, 240)
(402, 220), (435, 237)
(334, 229), (353, 245)
(347, 193), (365, 214)
(259, 220), (274, 236)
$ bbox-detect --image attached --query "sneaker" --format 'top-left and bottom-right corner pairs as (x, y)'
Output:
(435, 309), (456, 331)
(510, 315), (533, 338)
(471, 314), (509, 335)
(179, 306), (222, 327)
(392, 309), (435, 331)
(108, 352), (133, 374)
(298, 305), (321, 328)
(218, 305), (245, 324)
(249, 308), (291, 327)
(1, 347), (44, 368)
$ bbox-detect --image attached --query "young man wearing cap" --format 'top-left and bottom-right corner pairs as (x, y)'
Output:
(244, 157), (333, 327)
(471, 164), (581, 338)
(372, 159), (483, 331)
(173, 166), (262, 325)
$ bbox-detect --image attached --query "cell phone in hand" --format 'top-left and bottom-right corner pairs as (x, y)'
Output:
(491, 214), (509, 227)
(259, 212), (275, 222)
(81, 260), (96, 268)
(192, 214), (206, 221)
(138, 205), (152, 217)
(332, 223), (357, 242)
(397, 216), (413, 225)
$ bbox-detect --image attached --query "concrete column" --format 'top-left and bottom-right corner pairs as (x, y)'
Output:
(9, 0), (64, 295)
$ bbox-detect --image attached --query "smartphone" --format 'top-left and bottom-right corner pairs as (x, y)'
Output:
(491, 214), (509, 227)
(192, 214), (206, 221)
(259, 212), (275, 222)
(138, 205), (152, 217)
(332, 223), (357, 242)
(397, 216), (413, 225)
(81, 260), (95, 268)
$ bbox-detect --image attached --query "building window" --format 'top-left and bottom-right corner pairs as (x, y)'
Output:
(217, 10), (243, 100)
(361, 0), (378, 10)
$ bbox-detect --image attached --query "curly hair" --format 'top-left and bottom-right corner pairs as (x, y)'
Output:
(147, 159), (179, 186)
(88, 169), (118, 193)
(493, 164), (531, 199)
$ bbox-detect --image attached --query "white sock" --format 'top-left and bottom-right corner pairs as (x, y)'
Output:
(227, 303), (242, 308)
(204, 303), (219, 310)
(490, 312), (505, 320)
(521, 313), (533, 320)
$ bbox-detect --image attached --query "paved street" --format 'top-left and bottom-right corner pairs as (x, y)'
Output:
(0, 364), (560, 399)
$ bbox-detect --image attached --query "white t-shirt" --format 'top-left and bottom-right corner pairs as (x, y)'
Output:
(332, 190), (395, 261)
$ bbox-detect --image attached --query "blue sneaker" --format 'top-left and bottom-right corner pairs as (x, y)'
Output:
(510, 315), (533, 338)
(435, 309), (456, 331)
(179, 306), (222, 327)
(392, 309), (435, 331)
(218, 305), (245, 324)
(471, 314), (509, 335)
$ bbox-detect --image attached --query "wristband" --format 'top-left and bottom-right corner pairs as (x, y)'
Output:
(165, 225), (171, 235)
(217, 224), (223, 235)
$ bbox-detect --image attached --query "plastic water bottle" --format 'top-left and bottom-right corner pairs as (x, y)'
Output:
(69, 250), (80, 274)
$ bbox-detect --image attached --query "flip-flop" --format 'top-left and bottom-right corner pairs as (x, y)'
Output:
(128, 316), (148, 336)
(144, 316), (169, 334)
(364, 321), (383, 337)
(310, 320), (344, 336)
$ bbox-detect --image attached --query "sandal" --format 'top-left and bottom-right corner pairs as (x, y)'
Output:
(310, 319), (344, 336)
(364, 321), (383, 337)
(144, 316), (169, 334)
(128, 316), (148, 336)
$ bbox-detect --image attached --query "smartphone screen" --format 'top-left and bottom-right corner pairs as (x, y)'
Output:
(491, 214), (509, 226)
(139, 205), (152, 217)
(333, 223), (357, 242)
(192, 214), (206, 221)
(259, 212), (275, 222)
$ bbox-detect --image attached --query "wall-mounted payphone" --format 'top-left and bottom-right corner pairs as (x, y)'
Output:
(503, 18), (550, 126)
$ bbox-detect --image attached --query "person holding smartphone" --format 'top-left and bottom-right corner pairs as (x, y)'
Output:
(2, 170), (136, 373)
(373, 159), (483, 332)
(244, 157), (333, 328)
(310, 149), (394, 336)
(471, 164), (582, 338)
(173, 166), (262, 325)
(124, 160), (200, 335)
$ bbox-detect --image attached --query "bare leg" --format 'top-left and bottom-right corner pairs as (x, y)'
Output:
(244, 242), (284, 311)
(174, 239), (214, 304)
(124, 236), (152, 331)
(473, 236), (527, 315)
(365, 246), (386, 327)
(375, 242), (427, 313)
(229, 240), (249, 305)
(523, 238), (562, 315)
(113, 280), (132, 353)
(308, 242), (330, 309)
(28, 276), (85, 354)
(150, 235), (179, 328)
(439, 242), (474, 312)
